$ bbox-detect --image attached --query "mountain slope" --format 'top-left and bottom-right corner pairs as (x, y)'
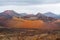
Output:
(0, 16), (59, 30)
(2, 17), (46, 28)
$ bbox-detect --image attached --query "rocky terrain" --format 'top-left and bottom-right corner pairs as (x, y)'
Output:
(0, 10), (60, 40)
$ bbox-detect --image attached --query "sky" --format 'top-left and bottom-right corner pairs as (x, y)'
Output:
(0, 0), (60, 14)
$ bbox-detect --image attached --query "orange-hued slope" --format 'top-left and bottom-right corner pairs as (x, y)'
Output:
(4, 17), (46, 28)
(0, 16), (60, 30)
(51, 20), (60, 28)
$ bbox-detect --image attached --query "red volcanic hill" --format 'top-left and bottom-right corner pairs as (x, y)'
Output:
(0, 10), (59, 30)
(1, 16), (59, 30)
(4, 17), (46, 28)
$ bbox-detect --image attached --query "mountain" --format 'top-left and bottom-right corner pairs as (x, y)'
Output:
(0, 10), (57, 22)
(1, 10), (22, 17)
(36, 12), (45, 17)
(56, 15), (60, 19)
(36, 12), (57, 22)
(44, 12), (57, 17)
(0, 10), (59, 30)
(22, 12), (57, 22)
(0, 10), (22, 26)
(0, 10), (28, 20)
(20, 13), (28, 17)
(44, 12), (60, 19)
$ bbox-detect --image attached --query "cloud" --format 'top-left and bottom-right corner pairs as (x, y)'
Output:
(0, 0), (60, 5)
(0, 3), (60, 15)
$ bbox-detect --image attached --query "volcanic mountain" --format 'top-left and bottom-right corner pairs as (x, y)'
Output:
(0, 10), (22, 27)
(0, 10), (59, 30)
(1, 16), (59, 30)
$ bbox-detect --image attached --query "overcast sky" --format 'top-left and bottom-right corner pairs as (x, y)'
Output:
(0, 0), (60, 5)
(0, 0), (60, 14)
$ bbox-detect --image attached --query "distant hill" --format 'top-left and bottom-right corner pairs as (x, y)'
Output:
(44, 12), (60, 19)
(1, 10), (29, 18)
(22, 12), (57, 22)
(1, 10), (22, 17)
(36, 12), (57, 22)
